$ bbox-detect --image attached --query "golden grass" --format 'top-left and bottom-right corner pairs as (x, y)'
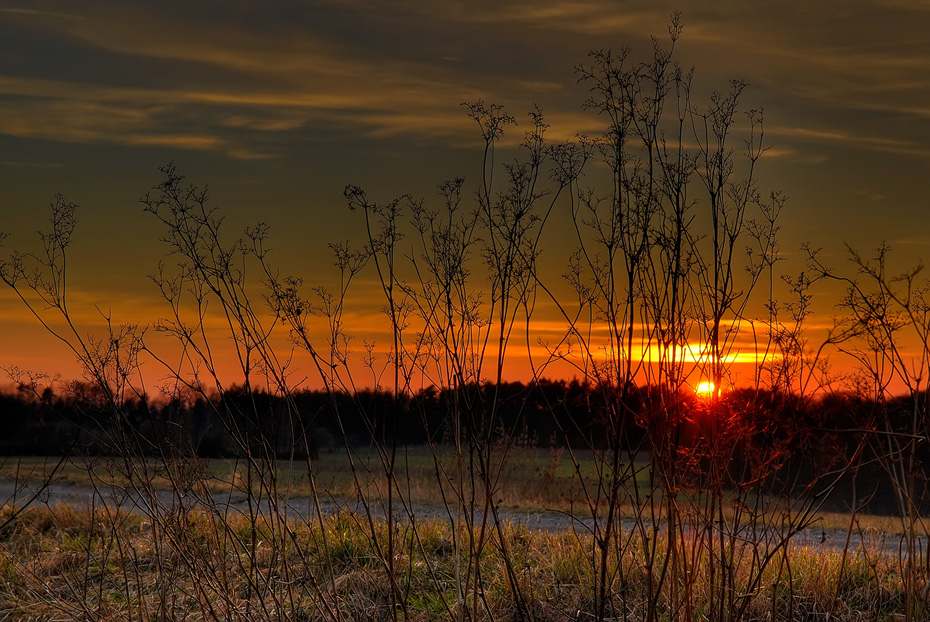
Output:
(2, 449), (925, 621)
(0, 500), (924, 621)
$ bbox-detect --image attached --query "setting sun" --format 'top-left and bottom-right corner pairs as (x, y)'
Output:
(695, 381), (716, 397)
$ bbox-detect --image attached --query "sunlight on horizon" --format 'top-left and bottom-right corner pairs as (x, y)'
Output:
(695, 381), (716, 397)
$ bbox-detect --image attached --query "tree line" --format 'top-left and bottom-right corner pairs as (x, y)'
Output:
(2, 379), (923, 514)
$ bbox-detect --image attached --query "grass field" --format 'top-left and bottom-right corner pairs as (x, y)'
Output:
(0, 494), (918, 621)
(0, 447), (908, 535)
(0, 444), (626, 510)
(1, 447), (924, 621)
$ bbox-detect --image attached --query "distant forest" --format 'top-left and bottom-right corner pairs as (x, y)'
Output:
(1, 380), (924, 514)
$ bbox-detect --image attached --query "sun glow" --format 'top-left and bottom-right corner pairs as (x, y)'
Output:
(695, 381), (716, 397)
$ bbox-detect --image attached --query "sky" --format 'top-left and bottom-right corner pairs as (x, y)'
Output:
(2, 0), (930, 394)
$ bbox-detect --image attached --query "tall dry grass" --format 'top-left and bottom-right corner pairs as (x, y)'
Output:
(1, 502), (923, 621)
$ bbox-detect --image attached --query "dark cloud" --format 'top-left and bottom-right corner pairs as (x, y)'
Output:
(3, 0), (927, 163)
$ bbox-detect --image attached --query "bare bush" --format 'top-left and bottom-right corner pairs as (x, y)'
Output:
(0, 16), (925, 622)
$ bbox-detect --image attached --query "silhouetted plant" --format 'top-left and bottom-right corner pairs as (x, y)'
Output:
(807, 243), (930, 622)
(1, 15), (926, 622)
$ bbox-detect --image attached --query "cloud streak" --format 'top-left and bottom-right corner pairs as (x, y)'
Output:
(2, 1), (929, 164)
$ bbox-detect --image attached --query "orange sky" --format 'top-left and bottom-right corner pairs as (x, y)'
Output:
(3, 1), (930, 397)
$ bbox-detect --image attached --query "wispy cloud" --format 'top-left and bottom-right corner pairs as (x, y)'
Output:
(0, 4), (504, 154)
(3, 0), (929, 164)
(767, 124), (930, 158)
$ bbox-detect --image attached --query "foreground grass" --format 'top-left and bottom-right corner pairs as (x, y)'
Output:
(0, 451), (925, 620)
(0, 501), (921, 621)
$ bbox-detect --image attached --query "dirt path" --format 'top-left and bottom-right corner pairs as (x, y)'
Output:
(1, 480), (920, 557)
